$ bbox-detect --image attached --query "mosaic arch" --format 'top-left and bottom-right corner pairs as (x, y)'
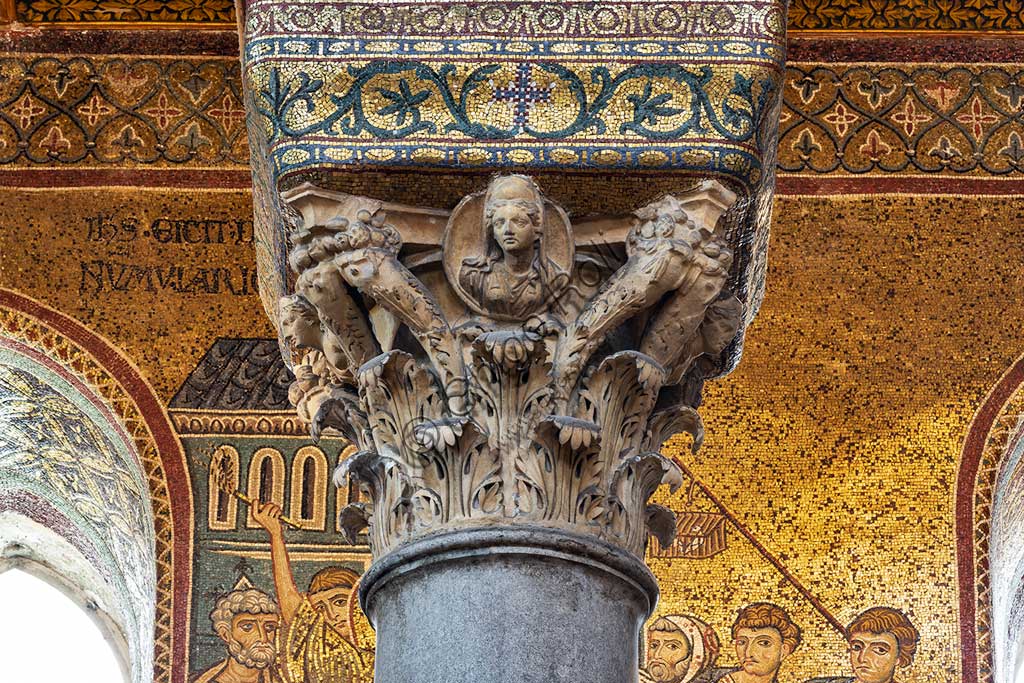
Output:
(0, 288), (193, 683)
(0, 342), (155, 683)
(958, 352), (1024, 683)
(992, 417), (1024, 683)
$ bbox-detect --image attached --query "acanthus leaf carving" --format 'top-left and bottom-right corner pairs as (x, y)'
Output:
(279, 175), (743, 558)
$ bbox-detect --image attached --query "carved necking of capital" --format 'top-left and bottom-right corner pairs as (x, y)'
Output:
(278, 175), (744, 559)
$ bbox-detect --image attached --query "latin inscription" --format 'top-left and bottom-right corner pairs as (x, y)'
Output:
(79, 212), (258, 297)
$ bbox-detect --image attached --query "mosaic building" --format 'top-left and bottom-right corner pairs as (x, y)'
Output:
(0, 1), (1022, 683)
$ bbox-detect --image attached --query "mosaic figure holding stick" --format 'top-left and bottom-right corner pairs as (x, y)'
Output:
(251, 501), (373, 683)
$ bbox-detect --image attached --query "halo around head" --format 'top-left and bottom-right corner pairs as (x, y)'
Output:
(442, 175), (574, 322)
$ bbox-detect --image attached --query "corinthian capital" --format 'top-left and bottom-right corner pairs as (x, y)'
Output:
(279, 175), (742, 559)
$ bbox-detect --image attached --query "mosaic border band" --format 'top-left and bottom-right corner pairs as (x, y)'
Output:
(11, 0), (1024, 32)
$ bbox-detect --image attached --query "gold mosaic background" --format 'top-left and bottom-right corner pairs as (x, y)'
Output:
(657, 194), (1024, 682)
(3, 186), (1022, 681)
(0, 187), (273, 400)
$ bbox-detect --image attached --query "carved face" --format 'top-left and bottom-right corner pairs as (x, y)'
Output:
(336, 251), (377, 288)
(848, 631), (900, 683)
(647, 629), (692, 682)
(298, 267), (341, 317)
(734, 627), (789, 678)
(488, 202), (537, 255)
(311, 586), (352, 641)
(220, 612), (278, 669)
(280, 304), (321, 351)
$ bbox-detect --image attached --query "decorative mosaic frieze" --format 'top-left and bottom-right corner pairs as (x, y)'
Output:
(14, 0), (1024, 32)
(4, 55), (1024, 181)
(15, 0), (234, 23)
(242, 0), (785, 191)
(788, 0), (1024, 32)
(778, 65), (1024, 176)
(0, 56), (246, 167)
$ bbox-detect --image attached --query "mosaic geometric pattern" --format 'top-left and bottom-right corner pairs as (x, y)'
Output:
(779, 65), (1024, 176)
(13, 0), (1024, 31)
(0, 56), (246, 167)
(788, 0), (1024, 31)
(5, 55), (1024, 182)
(15, 0), (234, 23)
(0, 303), (177, 683)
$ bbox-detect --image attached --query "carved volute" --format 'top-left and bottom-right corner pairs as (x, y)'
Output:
(279, 175), (742, 560)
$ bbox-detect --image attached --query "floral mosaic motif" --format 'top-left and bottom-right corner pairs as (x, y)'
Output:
(16, 0), (233, 23)
(16, 0), (1024, 30)
(788, 0), (1024, 31)
(0, 57), (247, 166)
(778, 66), (1024, 175)
(255, 61), (777, 145)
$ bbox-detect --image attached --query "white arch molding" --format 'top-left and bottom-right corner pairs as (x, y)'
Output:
(0, 522), (126, 682)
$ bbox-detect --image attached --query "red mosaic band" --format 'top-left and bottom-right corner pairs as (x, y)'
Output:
(956, 353), (1024, 683)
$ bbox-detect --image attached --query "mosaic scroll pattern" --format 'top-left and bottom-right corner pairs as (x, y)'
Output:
(242, 0), (786, 189)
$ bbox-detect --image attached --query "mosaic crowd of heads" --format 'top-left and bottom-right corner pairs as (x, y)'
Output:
(643, 603), (919, 683)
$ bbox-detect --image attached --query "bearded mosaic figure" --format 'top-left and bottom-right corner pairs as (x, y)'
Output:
(644, 615), (722, 683)
(197, 586), (282, 683)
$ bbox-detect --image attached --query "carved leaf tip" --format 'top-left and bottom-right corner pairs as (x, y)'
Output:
(334, 449), (376, 487)
(645, 504), (677, 548)
(414, 416), (470, 451)
(661, 457), (684, 492)
(536, 416), (600, 452)
(647, 405), (704, 455)
(337, 503), (369, 544)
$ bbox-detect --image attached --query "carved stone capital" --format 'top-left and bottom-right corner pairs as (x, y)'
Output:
(278, 175), (743, 560)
